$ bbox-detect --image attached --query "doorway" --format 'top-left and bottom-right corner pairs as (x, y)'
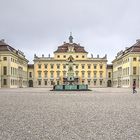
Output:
(29, 80), (33, 87)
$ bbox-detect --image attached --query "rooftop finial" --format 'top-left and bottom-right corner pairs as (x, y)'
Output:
(69, 32), (73, 43)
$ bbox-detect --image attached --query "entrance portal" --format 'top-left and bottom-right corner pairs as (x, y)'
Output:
(107, 80), (112, 87)
(29, 80), (33, 87)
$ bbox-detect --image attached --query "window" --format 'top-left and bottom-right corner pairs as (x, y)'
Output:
(94, 72), (97, 78)
(63, 55), (66, 58)
(50, 64), (54, 69)
(76, 65), (78, 69)
(57, 81), (59, 85)
(82, 80), (84, 84)
(44, 81), (47, 85)
(57, 65), (60, 69)
(38, 64), (41, 69)
(100, 65), (103, 69)
(15, 68), (17, 75)
(76, 55), (78, 58)
(63, 71), (66, 77)
(88, 72), (91, 78)
(94, 65), (97, 69)
(51, 81), (54, 85)
(44, 71), (47, 78)
(108, 72), (111, 78)
(38, 80), (41, 85)
(11, 67), (13, 75)
(38, 71), (41, 78)
(100, 80), (102, 85)
(11, 79), (13, 85)
(76, 72), (79, 76)
(13, 68), (15, 75)
(3, 57), (7, 61)
(3, 79), (7, 85)
(100, 72), (103, 78)
(44, 64), (47, 69)
(50, 72), (54, 78)
(29, 72), (32, 78)
(3, 66), (7, 75)
(88, 80), (90, 85)
(133, 57), (136, 61)
(57, 55), (60, 58)
(82, 65), (85, 69)
(133, 67), (137, 75)
(82, 55), (85, 58)
(128, 67), (129, 75)
(94, 80), (96, 86)
(88, 65), (91, 69)
(82, 72), (85, 78)
(57, 71), (60, 78)
(63, 65), (66, 69)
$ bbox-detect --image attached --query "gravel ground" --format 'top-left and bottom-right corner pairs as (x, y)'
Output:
(0, 88), (140, 140)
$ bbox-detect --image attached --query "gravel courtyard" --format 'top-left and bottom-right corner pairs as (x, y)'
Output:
(0, 88), (140, 140)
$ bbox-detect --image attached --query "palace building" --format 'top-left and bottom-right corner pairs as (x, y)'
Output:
(0, 39), (28, 88)
(112, 39), (140, 88)
(1, 35), (140, 88)
(33, 35), (108, 88)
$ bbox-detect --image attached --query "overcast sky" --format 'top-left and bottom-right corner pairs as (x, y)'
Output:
(0, 0), (140, 63)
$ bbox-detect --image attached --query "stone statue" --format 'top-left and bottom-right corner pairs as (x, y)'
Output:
(69, 32), (73, 43)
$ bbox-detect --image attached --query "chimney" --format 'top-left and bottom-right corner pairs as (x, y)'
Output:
(0, 39), (5, 42)
(125, 47), (129, 50)
(42, 54), (44, 57)
(34, 54), (36, 58)
(97, 54), (99, 58)
(136, 39), (140, 43)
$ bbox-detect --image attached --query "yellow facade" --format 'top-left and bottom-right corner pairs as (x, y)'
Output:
(0, 40), (28, 88)
(112, 40), (140, 88)
(4, 37), (140, 89)
(33, 36), (108, 87)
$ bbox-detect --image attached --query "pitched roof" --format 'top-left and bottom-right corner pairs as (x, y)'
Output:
(0, 40), (28, 62)
(114, 39), (140, 62)
(0, 40), (17, 53)
(123, 40), (140, 53)
(54, 42), (88, 53)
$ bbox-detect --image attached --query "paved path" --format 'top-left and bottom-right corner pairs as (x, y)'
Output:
(0, 88), (140, 140)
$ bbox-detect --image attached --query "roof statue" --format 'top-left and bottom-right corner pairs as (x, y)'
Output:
(69, 32), (73, 43)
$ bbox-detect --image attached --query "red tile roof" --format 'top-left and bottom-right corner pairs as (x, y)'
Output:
(54, 42), (88, 53)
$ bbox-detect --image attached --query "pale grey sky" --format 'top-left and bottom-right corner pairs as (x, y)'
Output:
(0, 0), (140, 63)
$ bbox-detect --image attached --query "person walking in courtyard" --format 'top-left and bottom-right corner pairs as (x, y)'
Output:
(133, 81), (137, 94)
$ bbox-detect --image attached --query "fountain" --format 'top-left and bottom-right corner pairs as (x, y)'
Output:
(53, 55), (89, 91)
